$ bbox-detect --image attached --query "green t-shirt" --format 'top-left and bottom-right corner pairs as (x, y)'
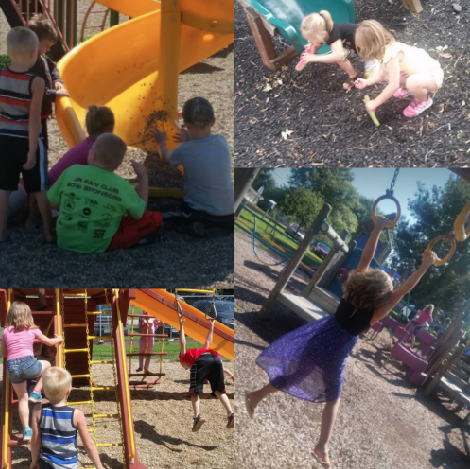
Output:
(48, 165), (146, 253)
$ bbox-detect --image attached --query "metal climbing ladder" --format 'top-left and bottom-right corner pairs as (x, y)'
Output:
(59, 290), (126, 465)
(80, 1), (111, 42)
(127, 309), (168, 390)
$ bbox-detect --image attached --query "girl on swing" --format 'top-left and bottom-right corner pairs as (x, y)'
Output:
(245, 215), (437, 468)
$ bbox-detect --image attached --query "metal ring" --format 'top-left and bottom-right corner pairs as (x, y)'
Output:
(454, 201), (470, 242)
(371, 194), (401, 229)
(426, 235), (456, 266)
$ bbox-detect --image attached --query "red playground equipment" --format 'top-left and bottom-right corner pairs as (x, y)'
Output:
(0, 288), (234, 468)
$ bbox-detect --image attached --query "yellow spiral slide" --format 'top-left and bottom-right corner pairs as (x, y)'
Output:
(56, 0), (234, 152)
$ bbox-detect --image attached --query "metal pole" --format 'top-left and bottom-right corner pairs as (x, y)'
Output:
(258, 203), (332, 319)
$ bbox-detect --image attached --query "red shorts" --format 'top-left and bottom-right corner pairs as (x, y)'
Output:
(108, 211), (163, 252)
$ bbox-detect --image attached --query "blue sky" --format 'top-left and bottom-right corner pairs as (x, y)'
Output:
(272, 168), (453, 221)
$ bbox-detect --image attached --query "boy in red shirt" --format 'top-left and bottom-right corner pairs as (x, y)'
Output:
(179, 316), (234, 432)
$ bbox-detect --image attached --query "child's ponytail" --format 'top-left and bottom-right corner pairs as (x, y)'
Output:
(301, 10), (334, 42)
(85, 105), (115, 138)
(319, 10), (333, 33)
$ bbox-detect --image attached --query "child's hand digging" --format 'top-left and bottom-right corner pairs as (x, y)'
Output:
(355, 78), (370, 90)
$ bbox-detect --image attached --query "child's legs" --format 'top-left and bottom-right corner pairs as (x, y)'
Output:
(145, 338), (154, 370)
(214, 390), (233, 414)
(138, 337), (146, 369)
(25, 193), (41, 228)
(0, 190), (11, 241)
(34, 360), (51, 392)
(248, 383), (279, 408)
(10, 381), (29, 428)
(317, 398), (341, 448)
(33, 191), (54, 239)
(337, 59), (357, 78)
(190, 394), (200, 417)
(405, 73), (438, 101)
(108, 211), (163, 251)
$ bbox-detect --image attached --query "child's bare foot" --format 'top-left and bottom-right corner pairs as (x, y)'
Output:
(313, 445), (331, 468)
(343, 76), (357, 90)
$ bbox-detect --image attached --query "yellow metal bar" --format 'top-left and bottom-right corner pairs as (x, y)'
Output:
(91, 387), (116, 392)
(94, 413), (119, 419)
(96, 443), (123, 447)
(87, 311), (106, 316)
(67, 401), (92, 405)
(87, 336), (113, 341)
(90, 360), (114, 365)
(63, 293), (87, 297)
(3, 290), (12, 469)
(64, 348), (88, 353)
(174, 288), (215, 294)
(71, 374), (91, 379)
(64, 323), (87, 327)
(114, 289), (136, 463)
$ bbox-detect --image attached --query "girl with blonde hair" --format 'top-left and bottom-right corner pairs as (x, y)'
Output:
(245, 216), (437, 468)
(296, 10), (379, 89)
(1, 302), (63, 441)
(355, 20), (444, 117)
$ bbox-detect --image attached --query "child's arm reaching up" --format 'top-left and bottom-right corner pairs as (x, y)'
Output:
(371, 250), (437, 324)
(179, 316), (186, 356)
(75, 410), (104, 469)
(357, 216), (391, 270)
(203, 320), (215, 350)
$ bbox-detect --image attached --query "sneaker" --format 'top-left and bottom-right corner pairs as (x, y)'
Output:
(393, 87), (410, 98)
(403, 96), (433, 117)
(227, 413), (234, 428)
(23, 427), (32, 441)
(192, 414), (206, 432)
(28, 392), (43, 403)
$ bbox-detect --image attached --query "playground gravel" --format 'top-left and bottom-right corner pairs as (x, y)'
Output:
(234, 231), (470, 469)
(235, 0), (470, 166)
(4, 361), (234, 469)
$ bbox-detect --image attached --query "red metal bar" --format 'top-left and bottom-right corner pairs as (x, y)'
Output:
(127, 333), (168, 338)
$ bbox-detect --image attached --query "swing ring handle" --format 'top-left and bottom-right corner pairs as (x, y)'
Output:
(426, 235), (456, 266)
(454, 201), (470, 242)
(371, 194), (401, 229)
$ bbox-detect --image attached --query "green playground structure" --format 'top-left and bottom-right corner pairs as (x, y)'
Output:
(237, 0), (355, 70)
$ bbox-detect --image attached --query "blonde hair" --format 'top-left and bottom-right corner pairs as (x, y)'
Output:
(86, 106), (115, 138)
(355, 20), (395, 61)
(7, 27), (38, 60)
(5, 302), (38, 331)
(43, 367), (72, 402)
(343, 269), (393, 310)
(423, 304), (434, 314)
(93, 133), (127, 169)
(301, 10), (333, 42)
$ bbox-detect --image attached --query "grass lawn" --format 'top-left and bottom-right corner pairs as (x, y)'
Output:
(237, 208), (323, 268)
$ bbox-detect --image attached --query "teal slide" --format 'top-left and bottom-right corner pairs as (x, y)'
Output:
(245, 0), (355, 54)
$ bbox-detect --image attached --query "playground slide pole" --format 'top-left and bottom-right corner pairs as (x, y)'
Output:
(160, 0), (181, 151)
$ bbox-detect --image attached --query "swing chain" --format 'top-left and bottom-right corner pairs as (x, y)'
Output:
(388, 168), (400, 197)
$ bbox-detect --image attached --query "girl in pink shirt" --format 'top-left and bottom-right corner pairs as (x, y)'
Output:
(403, 304), (434, 349)
(48, 105), (115, 186)
(136, 315), (161, 375)
(1, 302), (63, 441)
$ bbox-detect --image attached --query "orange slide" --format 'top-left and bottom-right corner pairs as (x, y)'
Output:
(130, 289), (234, 361)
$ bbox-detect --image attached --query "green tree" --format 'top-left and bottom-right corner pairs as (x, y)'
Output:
(253, 169), (276, 191)
(391, 176), (470, 311)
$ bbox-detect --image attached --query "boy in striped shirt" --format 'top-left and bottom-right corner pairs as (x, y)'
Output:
(30, 367), (103, 469)
(0, 27), (54, 244)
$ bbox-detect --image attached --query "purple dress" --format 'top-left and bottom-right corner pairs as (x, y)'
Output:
(256, 299), (374, 402)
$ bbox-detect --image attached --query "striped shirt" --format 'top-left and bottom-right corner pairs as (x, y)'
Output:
(0, 68), (38, 139)
(40, 403), (78, 469)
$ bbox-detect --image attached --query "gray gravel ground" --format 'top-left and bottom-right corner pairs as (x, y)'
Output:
(235, 232), (470, 469)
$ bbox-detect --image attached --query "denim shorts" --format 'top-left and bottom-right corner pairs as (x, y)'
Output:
(7, 356), (42, 384)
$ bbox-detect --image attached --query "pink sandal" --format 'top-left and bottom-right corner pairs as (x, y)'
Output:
(295, 43), (315, 72)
